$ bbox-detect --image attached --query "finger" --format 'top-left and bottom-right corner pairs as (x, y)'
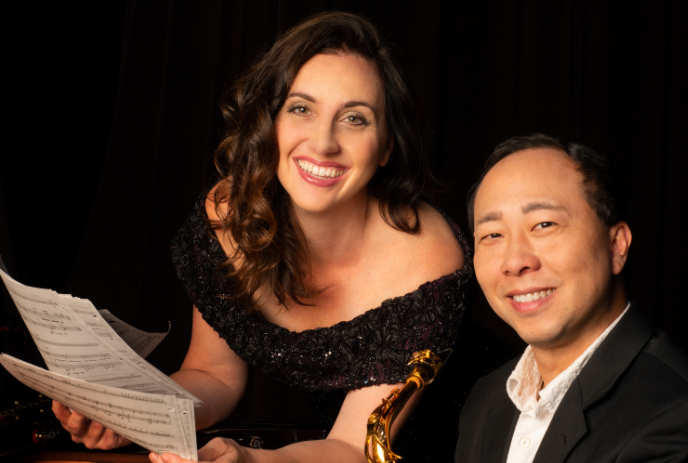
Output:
(52, 401), (72, 424)
(67, 411), (90, 434)
(80, 421), (107, 449)
(197, 438), (239, 461)
(159, 452), (196, 463)
(97, 428), (131, 450)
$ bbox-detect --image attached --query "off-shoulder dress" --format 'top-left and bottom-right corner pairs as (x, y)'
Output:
(170, 195), (491, 461)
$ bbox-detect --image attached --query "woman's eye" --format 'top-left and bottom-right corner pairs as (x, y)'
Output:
(288, 105), (310, 115)
(481, 233), (502, 241)
(343, 114), (368, 126)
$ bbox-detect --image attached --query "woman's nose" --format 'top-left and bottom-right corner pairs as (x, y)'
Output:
(307, 120), (339, 156)
(500, 236), (541, 276)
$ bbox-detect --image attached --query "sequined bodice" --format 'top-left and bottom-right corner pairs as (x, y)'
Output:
(171, 196), (473, 393)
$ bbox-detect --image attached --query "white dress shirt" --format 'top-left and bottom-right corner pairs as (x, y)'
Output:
(504, 303), (630, 463)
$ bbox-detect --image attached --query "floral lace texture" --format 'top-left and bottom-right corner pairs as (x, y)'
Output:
(170, 196), (473, 393)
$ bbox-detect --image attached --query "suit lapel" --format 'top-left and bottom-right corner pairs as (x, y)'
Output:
(481, 398), (519, 463)
(533, 305), (652, 462)
(576, 305), (652, 409)
(533, 380), (587, 463)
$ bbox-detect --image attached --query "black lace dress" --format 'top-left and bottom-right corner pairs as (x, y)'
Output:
(171, 196), (514, 461)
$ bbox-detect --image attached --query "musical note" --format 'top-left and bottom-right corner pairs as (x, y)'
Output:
(0, 265), (200, 460)
(0, 354), (196, 460)
(0, 268), (199, 404)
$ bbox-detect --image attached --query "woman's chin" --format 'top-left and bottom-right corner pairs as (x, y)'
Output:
(291, 199), (338, 215)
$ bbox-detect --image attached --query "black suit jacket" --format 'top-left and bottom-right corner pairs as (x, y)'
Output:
(455, 305), (688, 463)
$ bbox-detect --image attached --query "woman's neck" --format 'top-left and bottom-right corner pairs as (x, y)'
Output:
(293, 191), (377, 270)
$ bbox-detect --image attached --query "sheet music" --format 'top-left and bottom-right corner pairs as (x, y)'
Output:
(0, 267), (200, 405)
(98, 309), (168, 359)
(0, 354), (197, 461)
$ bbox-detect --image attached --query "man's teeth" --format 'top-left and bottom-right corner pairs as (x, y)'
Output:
(513, 289), (554, 303)
(297, 160), (345, 178)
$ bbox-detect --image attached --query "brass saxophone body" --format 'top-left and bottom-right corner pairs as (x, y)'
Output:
(365, 349), (452, 462)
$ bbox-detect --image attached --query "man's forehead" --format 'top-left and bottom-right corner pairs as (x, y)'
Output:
(474, 149), (583, 224)
(475, 201), (568, 227)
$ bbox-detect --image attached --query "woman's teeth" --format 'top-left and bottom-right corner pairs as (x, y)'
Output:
(297, 160), (345, 178)
(513, 288), (554, 303)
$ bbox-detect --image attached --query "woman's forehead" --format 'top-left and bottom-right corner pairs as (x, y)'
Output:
(289, 53), (384, 103)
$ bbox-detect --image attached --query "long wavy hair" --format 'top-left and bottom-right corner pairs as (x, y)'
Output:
(212, 11), (438, 310)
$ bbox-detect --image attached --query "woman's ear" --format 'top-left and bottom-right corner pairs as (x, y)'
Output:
(379, 138), (394, 167)
(609, 221), (632, 275)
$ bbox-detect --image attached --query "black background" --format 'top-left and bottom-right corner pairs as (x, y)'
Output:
(1, 1), (686, 421)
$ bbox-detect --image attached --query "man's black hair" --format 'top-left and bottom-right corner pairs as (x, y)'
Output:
(467, 133), (629, 231)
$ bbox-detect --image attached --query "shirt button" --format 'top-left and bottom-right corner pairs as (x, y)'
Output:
(521, 438), (530, 448)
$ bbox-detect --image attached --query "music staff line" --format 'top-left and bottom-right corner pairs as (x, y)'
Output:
(19, 374), (186, 445)
(0, 266), (199, 460)
(34, 337), (99, 348)
(11, 367), (192, 456)
(6, 286), (60, 306)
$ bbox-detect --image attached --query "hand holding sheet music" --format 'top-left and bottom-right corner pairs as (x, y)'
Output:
(0, 354), (198, 460)
(0, 260), (199, 460)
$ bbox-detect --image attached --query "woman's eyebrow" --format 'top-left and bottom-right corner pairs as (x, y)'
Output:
(343, 100), (375, 110)
(287, 92), (315, 102)
(286, 93), (378, 118)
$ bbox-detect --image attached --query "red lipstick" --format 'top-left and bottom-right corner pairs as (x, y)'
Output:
(294, 157), (348, 187)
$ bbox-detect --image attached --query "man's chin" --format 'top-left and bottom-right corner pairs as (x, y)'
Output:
(516, 326), (568, 350)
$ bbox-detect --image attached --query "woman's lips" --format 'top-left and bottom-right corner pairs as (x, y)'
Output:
(294, 157), (348, 187)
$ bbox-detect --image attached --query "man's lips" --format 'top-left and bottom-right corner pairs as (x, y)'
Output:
(507, 287), (556, 303)
(504, 287), (557, 314)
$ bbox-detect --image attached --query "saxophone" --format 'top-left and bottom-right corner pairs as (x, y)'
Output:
(365, 349), (452, 462)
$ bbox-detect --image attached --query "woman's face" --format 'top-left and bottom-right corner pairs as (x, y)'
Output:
(274, 53), (392, 215)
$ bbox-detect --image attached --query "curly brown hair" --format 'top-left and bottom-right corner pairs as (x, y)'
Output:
(212, 11), (438, 310)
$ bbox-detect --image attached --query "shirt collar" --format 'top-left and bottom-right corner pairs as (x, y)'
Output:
(506, 302), (631, 417)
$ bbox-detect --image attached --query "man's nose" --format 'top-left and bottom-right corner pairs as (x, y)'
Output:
(307, 119), (340, 156)
(500, 235), (541, 276)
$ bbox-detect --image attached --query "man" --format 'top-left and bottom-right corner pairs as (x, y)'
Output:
(455, 134), (688, 463)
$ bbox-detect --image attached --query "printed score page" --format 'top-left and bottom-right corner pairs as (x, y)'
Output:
(0, 354), (197, 460)
(98, 308), (169, 359)
(0, 268), (200, 404)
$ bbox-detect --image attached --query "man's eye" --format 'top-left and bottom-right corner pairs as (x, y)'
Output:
(535, 222), (554, 229)
(481, 233), (502, 241)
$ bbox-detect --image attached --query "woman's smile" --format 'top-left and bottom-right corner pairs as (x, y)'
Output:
(295, 157), (348, 182)
(274, 52), (392, 213)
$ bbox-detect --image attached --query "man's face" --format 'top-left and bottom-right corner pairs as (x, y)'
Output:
(473, 148), (629, 350)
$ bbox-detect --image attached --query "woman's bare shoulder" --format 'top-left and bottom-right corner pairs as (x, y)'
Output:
(377, 202), (465, 290)
(398, 202), (465, 274)
(415, 202), (465, 273)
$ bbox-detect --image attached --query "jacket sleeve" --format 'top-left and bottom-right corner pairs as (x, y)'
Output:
(616, 396), (688, 463)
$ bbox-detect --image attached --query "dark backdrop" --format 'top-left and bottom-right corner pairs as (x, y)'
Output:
(2, 0), (686, 420)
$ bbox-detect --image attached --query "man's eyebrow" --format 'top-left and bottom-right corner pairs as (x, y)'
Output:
(521, 202), (566, 214)
(475, 211), (502, 227)
(286, 92), (315, 102)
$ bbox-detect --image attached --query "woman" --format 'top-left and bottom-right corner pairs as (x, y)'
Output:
(53, 11), (471, 463)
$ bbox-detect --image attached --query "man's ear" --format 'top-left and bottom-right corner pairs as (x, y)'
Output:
(379, 137), (394, 167)
(609, 221), (632, 275)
